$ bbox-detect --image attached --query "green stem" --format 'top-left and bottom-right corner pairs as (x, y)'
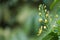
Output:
(50, 0), (59, 10)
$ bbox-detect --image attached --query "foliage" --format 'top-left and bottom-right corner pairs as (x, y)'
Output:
(0, 0), (60, 40)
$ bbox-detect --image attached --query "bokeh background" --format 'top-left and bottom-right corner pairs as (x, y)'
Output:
(0, 0), (60, 40)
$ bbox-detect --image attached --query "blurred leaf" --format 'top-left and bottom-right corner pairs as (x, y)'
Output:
(50, 0), (59, 10)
